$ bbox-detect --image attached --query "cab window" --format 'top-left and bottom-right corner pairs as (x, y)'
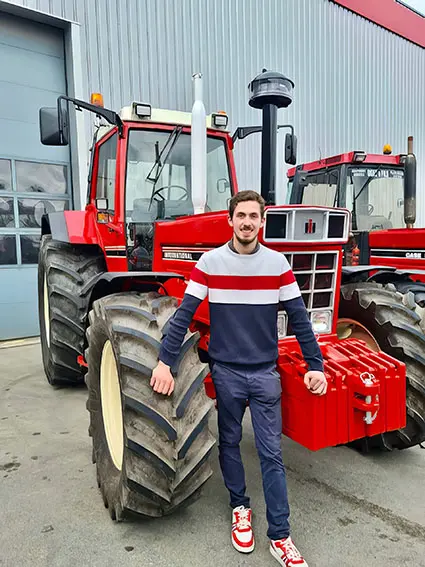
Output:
(301, 169), (339, 207)
(96, 133), (118, 212)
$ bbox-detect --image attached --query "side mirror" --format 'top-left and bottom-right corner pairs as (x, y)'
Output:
(284, 133), (297, 165)
(404, 153), (416, 226)
(39, 102), (69, 146)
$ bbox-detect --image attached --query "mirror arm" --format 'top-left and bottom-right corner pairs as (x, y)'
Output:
(57, 95), (124, 137)
(277, 124), (294, 135)
(232, 123), (293, 145)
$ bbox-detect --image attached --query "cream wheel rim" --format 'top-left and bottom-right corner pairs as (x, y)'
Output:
(44, 274), (51, 348)
(100, 340), (124, 470)
(337, 318), (380, 352)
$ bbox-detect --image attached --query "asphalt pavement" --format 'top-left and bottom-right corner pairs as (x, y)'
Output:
(1, 341), (425, 567)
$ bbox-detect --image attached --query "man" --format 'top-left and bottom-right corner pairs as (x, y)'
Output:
(150, 190), (327, 567)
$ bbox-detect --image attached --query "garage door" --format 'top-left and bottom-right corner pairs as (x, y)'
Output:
(0, 12), (70, 340)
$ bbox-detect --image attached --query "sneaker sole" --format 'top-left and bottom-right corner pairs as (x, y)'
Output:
(232, 538), (255, 554)
(269, 544), (308, 567)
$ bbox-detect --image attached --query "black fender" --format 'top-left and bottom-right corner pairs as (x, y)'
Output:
(41, 212), (70, 241)
(341, 265), (425, 285)
(341, 265), (397, 284)
(367, 270), (413, 285)
(368, 269), (425, 285)
(88, 271), (185, 312)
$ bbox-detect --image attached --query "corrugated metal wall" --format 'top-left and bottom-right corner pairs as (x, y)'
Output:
(8, 0), (425, 220)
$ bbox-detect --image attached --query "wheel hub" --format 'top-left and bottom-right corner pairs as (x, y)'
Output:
(100, 340), (124, 471)
(337, 318), (380, 352)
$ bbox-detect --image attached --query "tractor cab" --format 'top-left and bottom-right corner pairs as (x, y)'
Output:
(39, 72), (298, 275)
(39, 83), (237, 272)
(91, 104), (235, 271)
(288, 150), (406, 232)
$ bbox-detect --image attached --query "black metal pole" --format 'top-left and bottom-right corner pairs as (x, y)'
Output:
(260, 103), (278, 204)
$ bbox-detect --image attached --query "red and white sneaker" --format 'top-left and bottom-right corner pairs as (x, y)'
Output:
(231, 505), (255, 553)
(270, 537), (308, 566)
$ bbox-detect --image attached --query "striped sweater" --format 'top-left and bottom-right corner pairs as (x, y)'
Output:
(159, 242), (324, 370)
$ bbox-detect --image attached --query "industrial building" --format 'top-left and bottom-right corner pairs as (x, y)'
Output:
(0, 0), (424, 339)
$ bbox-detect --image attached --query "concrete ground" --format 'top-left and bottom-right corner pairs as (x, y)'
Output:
(1, 343), (425, 567)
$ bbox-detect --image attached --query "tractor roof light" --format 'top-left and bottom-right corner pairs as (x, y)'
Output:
(353, 151), (367, 163)
(212, 111), (228, 129)
(133, 102), (152, 118)
(90, 93), (104, 107)
(383, 144), (392, 155)
(248, 69), (294, 109)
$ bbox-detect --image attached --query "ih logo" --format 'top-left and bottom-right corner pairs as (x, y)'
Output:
(305, 218), (316, 234)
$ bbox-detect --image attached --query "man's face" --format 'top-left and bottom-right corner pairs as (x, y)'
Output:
(228, 201), (265, 245)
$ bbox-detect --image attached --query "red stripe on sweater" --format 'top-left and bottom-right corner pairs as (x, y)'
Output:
(280, 270), (296, 286)
(195, 271), (295, 290)
(190, 266), (209, 286)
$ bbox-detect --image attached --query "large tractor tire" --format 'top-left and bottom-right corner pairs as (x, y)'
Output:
(38, 235), (105, 386)
(85, 291), (216, 520)
(339, 282), (425, 451)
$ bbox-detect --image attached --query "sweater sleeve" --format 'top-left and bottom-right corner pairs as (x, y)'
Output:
(280, 296), (324, 372)
(159, 255), (209, 369)
(159, 294), (203, 368)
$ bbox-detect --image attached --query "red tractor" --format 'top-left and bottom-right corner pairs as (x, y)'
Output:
(38, 71), (413, 522)
(288, 146), (425, 451)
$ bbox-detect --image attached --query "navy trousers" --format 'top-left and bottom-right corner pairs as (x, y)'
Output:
(211, 360), (290, 540)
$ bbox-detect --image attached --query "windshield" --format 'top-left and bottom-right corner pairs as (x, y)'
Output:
(346, 166), (404, 230)
(125, 129), (232, 223)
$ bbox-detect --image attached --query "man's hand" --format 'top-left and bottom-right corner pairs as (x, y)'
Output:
(150, 361), (175, 396)
(304, 370), (327, 396)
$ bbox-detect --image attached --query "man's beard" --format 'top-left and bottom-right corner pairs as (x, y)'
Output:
(234, 230), (258, 246)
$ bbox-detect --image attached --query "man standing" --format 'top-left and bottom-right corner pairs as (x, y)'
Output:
(150, 190), (327, 567)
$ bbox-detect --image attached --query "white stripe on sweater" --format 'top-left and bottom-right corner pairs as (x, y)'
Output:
(186, 280), (208, 300)
(209, 288), (280, 305)
(279, 281), (302, 301)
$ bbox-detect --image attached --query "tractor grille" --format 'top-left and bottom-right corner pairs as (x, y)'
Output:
(278, 251), (339, 338)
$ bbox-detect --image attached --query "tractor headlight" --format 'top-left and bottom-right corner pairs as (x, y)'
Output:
(311, 311), (332, 334)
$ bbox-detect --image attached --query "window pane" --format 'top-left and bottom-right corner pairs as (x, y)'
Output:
(0, 197), (15, 227)
(18, 199), (68, 228)
(16, 161), (67, 194)
(125, 130), (232, 222)
(0, 159), (12, 191)
(302, 170), (339, 207)
(21, 235), (40, 264)
(0, 235), (17, 265)
(347, 167), (404, 230)
(96, 134), (117, 211)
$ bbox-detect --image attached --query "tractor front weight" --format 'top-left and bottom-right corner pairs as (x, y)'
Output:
(204, 337), (406, 452)
(278, 338), (406, 451)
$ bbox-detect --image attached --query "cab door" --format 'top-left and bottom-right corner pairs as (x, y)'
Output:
(91, 130), (127, 270)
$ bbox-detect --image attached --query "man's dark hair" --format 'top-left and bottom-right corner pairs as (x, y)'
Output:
(228, 190), (265, 219)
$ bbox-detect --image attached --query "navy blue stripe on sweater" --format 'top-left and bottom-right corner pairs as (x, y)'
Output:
(159, 294), (324, 372)
(159, 242), (323, 371)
